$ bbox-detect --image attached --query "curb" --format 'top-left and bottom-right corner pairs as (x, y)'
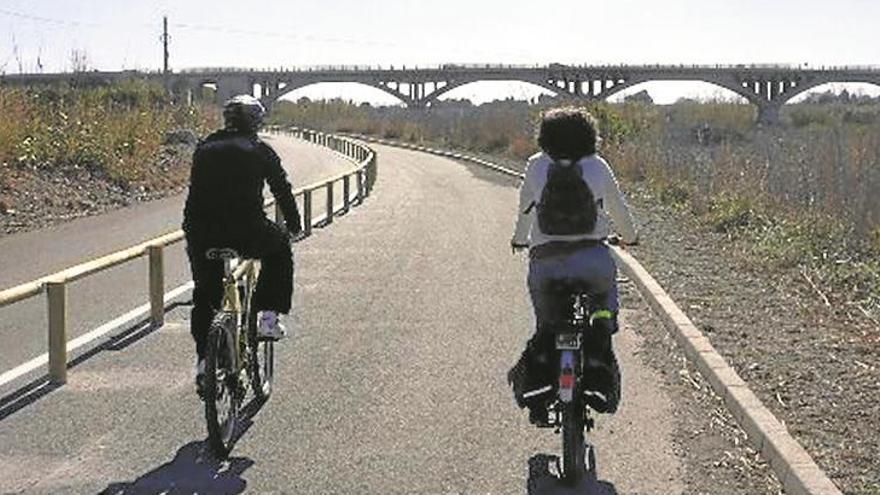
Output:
(356, 134), (842, 495)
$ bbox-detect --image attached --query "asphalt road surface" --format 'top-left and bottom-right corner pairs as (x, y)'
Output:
(0, 140), (685, 493)
(0, 134), (356, 375)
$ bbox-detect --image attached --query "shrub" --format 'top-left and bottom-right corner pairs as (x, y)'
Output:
(707, 194), (763, 233)
(1, 81), (216, 184)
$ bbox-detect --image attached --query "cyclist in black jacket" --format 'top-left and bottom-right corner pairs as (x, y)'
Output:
(183, 95), (302, 390)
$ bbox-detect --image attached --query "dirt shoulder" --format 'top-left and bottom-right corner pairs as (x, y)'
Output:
(0, 144), (193, 237)
(625, 184), (880, 494)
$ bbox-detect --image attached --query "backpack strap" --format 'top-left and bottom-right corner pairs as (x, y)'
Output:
(525, 158), (561, 214)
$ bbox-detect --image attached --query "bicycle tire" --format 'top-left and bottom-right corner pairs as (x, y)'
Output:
(245, 263), (274, 401)
(560, 397), (586, 485)
(586, 443), (597, 477)
(204, 318), (238, 458)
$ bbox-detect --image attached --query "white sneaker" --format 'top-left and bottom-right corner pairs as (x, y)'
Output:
(258, 311), (287, 341)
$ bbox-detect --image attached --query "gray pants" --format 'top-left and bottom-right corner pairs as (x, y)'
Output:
(520, 243), (621, 413)
(527, 244), (618, 333)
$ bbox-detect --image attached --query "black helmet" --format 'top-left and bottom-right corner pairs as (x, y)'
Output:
(223, 95), (265, 133)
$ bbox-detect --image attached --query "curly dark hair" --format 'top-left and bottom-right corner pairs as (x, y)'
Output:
(536, 107), (598, 160)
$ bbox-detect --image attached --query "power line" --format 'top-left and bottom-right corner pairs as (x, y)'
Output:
(0, 7), (106, 28)
(170, 21), (396, 49)
(0, 6), (539, 66)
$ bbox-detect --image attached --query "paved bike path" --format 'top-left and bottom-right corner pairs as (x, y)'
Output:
(0, 144), (684, 493)
(0, 135), (356, 377)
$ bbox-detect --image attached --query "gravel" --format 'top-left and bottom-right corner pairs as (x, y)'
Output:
(625, 183), (880, 494)
(0, 144), (193, 237)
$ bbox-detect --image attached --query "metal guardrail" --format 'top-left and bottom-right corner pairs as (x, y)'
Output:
(0, 128), (377, 384)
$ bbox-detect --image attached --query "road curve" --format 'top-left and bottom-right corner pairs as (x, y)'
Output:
(0, 135), (357, 377)
(0, 143), (684, 493)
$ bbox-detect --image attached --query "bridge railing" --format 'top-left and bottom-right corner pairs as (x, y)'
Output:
(173, 63), (880, 75)
(0, 129), (376, 385)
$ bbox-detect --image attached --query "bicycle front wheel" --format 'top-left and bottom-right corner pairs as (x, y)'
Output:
(204, 321), (238, 458)
(245, 263), (274, 401)
(560, 398), (586, 486)
(248, 304), (274, 401)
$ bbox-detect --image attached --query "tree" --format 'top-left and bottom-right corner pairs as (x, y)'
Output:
(70, 48), (90, 73)
(624, 90), (654, 104)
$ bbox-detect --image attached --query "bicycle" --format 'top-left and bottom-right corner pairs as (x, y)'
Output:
(549, 287), (603, 485)
(513, 237), (631, 486)
(202, 248), (275, 458)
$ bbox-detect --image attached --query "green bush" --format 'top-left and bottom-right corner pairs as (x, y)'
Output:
(707, 194), (763, 233)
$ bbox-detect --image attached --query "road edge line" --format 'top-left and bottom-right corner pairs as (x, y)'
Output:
(0, 281), (194, 389)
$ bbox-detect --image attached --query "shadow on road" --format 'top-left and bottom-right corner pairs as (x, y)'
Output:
(527, 454), (618, 495)
(100, 441), (253, 495)
(101, 396), (265, 495)
(0, 302), (193, 423)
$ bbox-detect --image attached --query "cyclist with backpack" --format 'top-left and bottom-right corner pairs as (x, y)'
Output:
(508, 107), (638, 424)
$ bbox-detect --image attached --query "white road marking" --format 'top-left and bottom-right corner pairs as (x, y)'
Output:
(0, 281), (194, 388)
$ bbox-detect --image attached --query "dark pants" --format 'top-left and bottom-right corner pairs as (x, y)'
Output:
(186, 220), (293, 360)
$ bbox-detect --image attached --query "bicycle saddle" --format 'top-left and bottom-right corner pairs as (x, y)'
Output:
(205, 248), (241, 260)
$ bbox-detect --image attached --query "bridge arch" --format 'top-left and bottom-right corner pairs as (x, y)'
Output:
(776, 80), (880, 105)
(424, 78), (561, 104)
(605, 80), (750, 103)
(601, 77), (756, 105)
(270, 80), (414, 107)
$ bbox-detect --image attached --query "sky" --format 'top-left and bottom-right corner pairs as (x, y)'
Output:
(1, 0), (879, 104)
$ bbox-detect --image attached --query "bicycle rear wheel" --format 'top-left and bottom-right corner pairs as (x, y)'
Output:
(204, 320), (238, 458)
(246, 263), (274, 401)
(560, 397), (586, 485)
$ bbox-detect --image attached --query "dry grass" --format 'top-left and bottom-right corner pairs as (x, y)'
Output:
(1, 81), (218, 186)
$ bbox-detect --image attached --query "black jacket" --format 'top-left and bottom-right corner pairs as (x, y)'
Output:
(183, 130), (301, 241)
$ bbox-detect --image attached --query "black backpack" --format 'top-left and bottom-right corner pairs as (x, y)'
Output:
(534, 159), (597, 235)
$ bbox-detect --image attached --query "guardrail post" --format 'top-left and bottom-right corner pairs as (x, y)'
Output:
(326, 181), (334, 224)
(148, 244), (165, 327)
(356, 169), (365, 203)
(367, 154), (378, 194)
(343, 175), (351, 211)
(303, 190), (313, 235)
(47, 280), (68, 384)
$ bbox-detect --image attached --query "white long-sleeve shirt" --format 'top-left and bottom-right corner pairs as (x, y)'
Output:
(512, 152), (638, 247)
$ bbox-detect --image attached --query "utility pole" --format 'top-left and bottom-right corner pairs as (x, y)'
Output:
(162, 16), (170, 75)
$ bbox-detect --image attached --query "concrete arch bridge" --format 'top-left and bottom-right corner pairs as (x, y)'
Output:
(4, 64), (880, 124)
